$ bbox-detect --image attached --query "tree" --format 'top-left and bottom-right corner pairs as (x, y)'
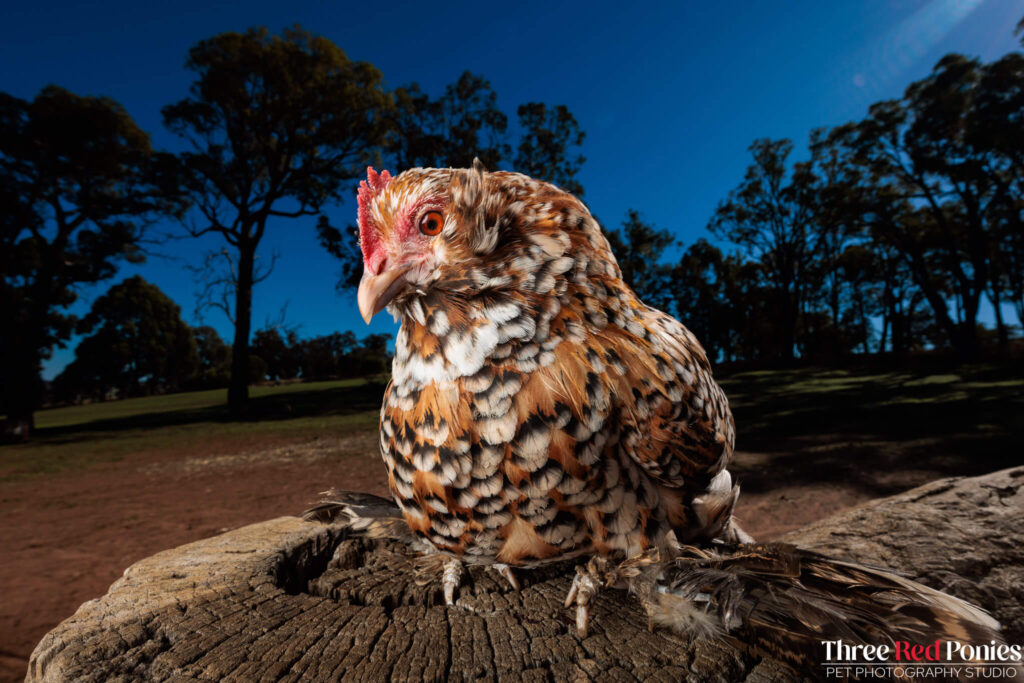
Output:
(390, 72), (509, 170)
(163, 26), (392, 414)
(192, 325), (231, 388)
(0, 86), (178, 438)
(971, 51), (1024, 340)
(514, 103), (586, 196)
(822, 54), (1009, 360)
(672, 239), (728, 363)
(252, 326), (299, 381)
(316, 215), (363, 291)
(56, 277), (199, 399)
(358, 332), (390, 355)
(810, 126), (935, 357)
(603, 210), (675, 311)
(344, 333), (392, 377)
(709, 139), (815, 360)
(297, 331), (357, 379)
(803, 130), (862, 335)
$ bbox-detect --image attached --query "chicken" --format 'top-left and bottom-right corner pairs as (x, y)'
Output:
(353, 159), (747, 633)
(306, 161), (1010, 668)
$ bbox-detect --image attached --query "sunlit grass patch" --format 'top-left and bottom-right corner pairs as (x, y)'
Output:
(1, 378), (385, 481)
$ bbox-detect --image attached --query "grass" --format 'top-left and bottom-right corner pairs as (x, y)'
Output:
(3, 364), (1022, 490)
(718, 363), (1024, 497)
(34, 378), (385, 430)
(0, 377), (387, 481)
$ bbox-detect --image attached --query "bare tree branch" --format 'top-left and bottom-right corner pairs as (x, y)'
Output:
(187, 248), (237, 325)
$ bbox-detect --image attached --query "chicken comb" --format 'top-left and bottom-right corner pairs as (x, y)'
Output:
(357, 167), (392, 265)
(357, 167), (392, 232)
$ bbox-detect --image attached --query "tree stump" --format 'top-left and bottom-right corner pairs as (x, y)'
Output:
(27, 466), (1024, 682)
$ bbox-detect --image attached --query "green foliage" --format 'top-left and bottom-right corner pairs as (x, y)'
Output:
(687, 33), (1024, 363)
(974, 52), (1024, 331)
(192, 326), (231, 388)
(514, 103), (586, 196)
(163, 26), (393, 413)
(387, 72), (589, 182)
(248, 327), (390, 381)
(164, 27), (392, 216)
(344, 333), (392, 377)
(316, 214), (363, 290)
(391, 72), (509, 170)
(54, 277), (199, 400)
(1, 378), (385, 481)
(709, 139), (815, 360)
(251, 327), (300, 380)
(603, 210), (675, 311)
(672, 239), (730, 361)
(813, 49), (1024, 359)
(0, 86), (180, 434)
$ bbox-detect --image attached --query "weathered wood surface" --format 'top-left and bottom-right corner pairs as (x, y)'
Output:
(27, 466), (1024, 682)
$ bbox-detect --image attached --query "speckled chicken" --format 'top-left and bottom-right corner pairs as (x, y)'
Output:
(305, 162), (1010, 668)
(350, 159), (748, 633)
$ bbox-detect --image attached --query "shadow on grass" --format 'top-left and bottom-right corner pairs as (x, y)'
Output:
(722, 364), (1024, 498)
(11, 364), (1024, 500)
(30, 380), (389, 446)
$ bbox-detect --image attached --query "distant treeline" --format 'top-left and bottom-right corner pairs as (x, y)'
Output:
(1, 26), (589, 434)
(51, 276), (390, 404)
(608, 37), (1024, 364)
(3, 22), (1022, 438)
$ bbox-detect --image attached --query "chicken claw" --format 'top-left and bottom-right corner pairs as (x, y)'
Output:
(564, 563), (603, 637)
(492, 562), (520, 590)
(442, 558), (464, 606)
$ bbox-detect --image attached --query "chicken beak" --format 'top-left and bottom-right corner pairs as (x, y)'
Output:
(357, 264), (411, 323)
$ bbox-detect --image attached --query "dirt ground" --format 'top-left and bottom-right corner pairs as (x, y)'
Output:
(5, 366), (1019, 681)
(0, 434), (392, 682)
(0, 434), (881, 683)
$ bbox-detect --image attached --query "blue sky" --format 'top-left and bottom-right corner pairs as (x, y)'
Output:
(1, 0), (1020, 378)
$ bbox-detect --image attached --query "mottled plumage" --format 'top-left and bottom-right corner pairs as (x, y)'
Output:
(629, 543), (1005, 673)
(306, 162), (1009, 667)
(354, 160), (742, 574)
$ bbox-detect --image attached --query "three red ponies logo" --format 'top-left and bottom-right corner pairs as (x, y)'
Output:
(820, 638), (1023, 679)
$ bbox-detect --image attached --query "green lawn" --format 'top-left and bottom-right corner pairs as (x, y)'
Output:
(34, 378), (382, 429)
(3, 364), (1022, 487)
(718, 363), (1024, 497)
(1, 378), (387, 480)
(719, 364), (1024, 435)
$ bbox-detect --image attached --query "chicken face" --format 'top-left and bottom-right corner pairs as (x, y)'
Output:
(357, 156), (500, 319)
(357, 166), (448, 323)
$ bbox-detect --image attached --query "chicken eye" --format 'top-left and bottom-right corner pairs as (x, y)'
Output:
(419, 211), (444, 236)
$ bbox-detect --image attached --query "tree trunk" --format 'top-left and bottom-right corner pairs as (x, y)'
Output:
(228, 243), (255, 416)
(958, 283), (983, 362)
(952, 325), (980, 364)
(894, 299), (906, 354)
(1, 343), (43, 443)
(27, 467), (1024, 682)
(856, 293), (871, 355)
(780, 286), (797, 361)
(2, 411), (34, 443)
(829, 268), (840, 330)
(915, 273), (964, 355)
(878, 283), (890, 355)
(990, 289), (1009, 357)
